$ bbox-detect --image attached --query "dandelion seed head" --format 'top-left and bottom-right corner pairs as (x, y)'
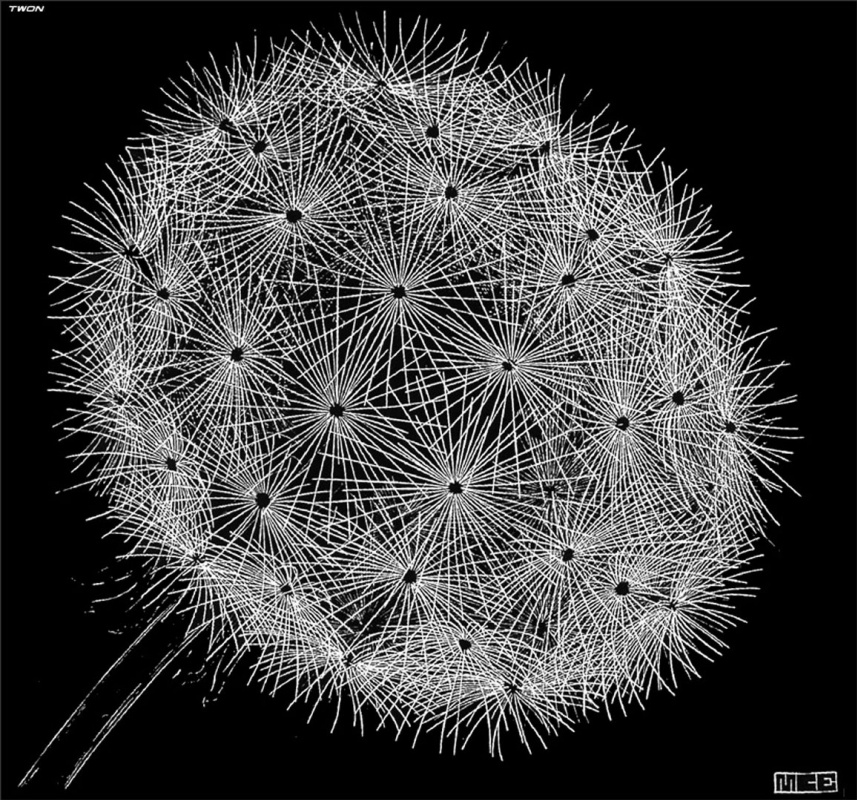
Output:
(53, 14), (796, 758)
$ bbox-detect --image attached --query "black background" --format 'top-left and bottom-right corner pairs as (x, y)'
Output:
(2, 2), (855, 798)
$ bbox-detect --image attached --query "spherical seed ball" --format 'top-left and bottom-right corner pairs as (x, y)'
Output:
(54, 15), (795, 757)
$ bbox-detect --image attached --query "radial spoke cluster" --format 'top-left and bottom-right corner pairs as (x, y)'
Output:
(53, 16), (795, 755)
